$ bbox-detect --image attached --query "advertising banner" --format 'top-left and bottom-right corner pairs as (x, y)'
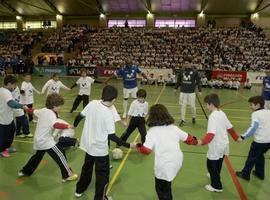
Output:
(211, 70), (247, 83)
(67, 66), (97, 77)
(247, 71), (266, 84)
(33, 65), (66, 76)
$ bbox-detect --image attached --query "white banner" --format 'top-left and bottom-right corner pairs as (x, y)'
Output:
(247, 72), (266, 84)
(139, 68), (173, 79)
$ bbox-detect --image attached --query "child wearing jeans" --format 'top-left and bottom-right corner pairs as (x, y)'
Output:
(135, 104), (198, 200)
(12, 86), (32, 138)
(236, 96), (270, 181)
(18, 93), (78, 182)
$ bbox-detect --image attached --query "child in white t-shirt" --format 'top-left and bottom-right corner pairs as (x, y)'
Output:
(70, 68), (95, 113)
(21, 74), (40, 122)
(12, 86), (32, 138)
(18, 93), (78, 182)
(197, 93), (240, 192)
(236, 96), (270, 181)
(119, 89), (148, 144)
(135, 104), (198, 199)
(41, 74), (70, 95)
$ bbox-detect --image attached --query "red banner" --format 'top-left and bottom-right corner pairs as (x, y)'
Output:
(97, 66), (117, 77)
(211, 70), (247, 83)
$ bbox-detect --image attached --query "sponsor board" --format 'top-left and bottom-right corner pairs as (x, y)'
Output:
(211, 70), (247, 83)
(33, 65), (66, 76)
(247, 72), (266, 84)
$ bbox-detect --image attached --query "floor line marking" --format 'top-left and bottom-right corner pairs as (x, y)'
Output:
(106, 85), (166, 195)
(224, 156), (248, 200)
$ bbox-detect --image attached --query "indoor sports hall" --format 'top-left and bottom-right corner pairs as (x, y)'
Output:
(0, 0), (270, 200)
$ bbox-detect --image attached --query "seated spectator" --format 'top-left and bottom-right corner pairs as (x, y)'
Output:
(157, 75), (165, 86)
(243, 78), (252, 89)
(148, 73), (157, 85)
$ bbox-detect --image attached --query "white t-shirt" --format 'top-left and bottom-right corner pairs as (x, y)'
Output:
(110, 105), (121, 122)
(79, 100), (115, 156)
(207, 110), (233, 160)
(128, 99), (148, 117)
(0, 87), (14, 124)
(76, 76), (95, 96)
(143, 124), (188, 181)
(251, 109), (270, 143)
(33, 108), (57, 150)
(11, 86), (24, 117)
(41, 79), (69, 95)
(21, 81), (38, 104)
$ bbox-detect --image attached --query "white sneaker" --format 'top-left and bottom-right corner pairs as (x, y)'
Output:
(207, 173), (210, 178)
(17, 134), (26, 138)
(122, 113), (127, 118)
(74, 192), (83, 198)
(62, 173), (78, 182)
(205, 184), (223, 193)
(18, 171), (26, 177)
(26, 133), (34, 138)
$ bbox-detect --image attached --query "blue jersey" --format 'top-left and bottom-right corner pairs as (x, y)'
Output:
(115, 65), (142, 89)
(262, 76), (270, 100)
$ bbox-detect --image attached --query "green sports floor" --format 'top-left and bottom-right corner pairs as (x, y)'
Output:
(0, 76), (269, 200)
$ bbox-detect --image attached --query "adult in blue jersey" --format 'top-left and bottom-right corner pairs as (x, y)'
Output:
(262, 70), (270, 109)
(105, 59), (148, 118)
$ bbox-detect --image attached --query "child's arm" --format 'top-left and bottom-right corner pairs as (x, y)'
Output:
(241, 121), (259, 140)
(53, 122), (73, 129)
(73, 113), (85, 127)
(184, 134), (198, 145)
(227, 127), (240, 141)
(41, 81), (49, 94)
(60, 81), (71, 90)
(108, 134), (130, 148)
(197, 133), (215, 145)
(33, 85), (41, 94)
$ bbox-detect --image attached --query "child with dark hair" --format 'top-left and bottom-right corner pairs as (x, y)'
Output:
(0, 75), (28, 158)
(73, 85), (135, 199)
(197, 93), (240, 192)
(119, 89), (148, 144)
(135, 104), (198, 200)
(70, 68), (95, 113)
(236, 96), (270, 181)
(12, 86), (31, 138)
(41, 74), (70, 96)
(21, 73), (40, 122)
(18, 93), (78, 182)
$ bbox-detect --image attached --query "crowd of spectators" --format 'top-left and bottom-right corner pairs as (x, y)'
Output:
(41, 24), (91, 53)
(72, 25), (269, 71)
(0, 32), (41, 74)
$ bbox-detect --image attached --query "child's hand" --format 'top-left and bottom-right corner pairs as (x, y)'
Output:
(68, 125), (74, 129)
(197, 139), (203, 146)
(130, 142), (137, 149)
(237, 137), (243, 143)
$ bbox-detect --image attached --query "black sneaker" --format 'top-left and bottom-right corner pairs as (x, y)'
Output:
(252, 170), (264, 180)
(235, 171), (250, 181)
(192, 118), (196, 124)
(179, 120), (185, 127)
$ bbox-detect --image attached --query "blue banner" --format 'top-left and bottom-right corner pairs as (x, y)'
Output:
(33, 65), (67, 76)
